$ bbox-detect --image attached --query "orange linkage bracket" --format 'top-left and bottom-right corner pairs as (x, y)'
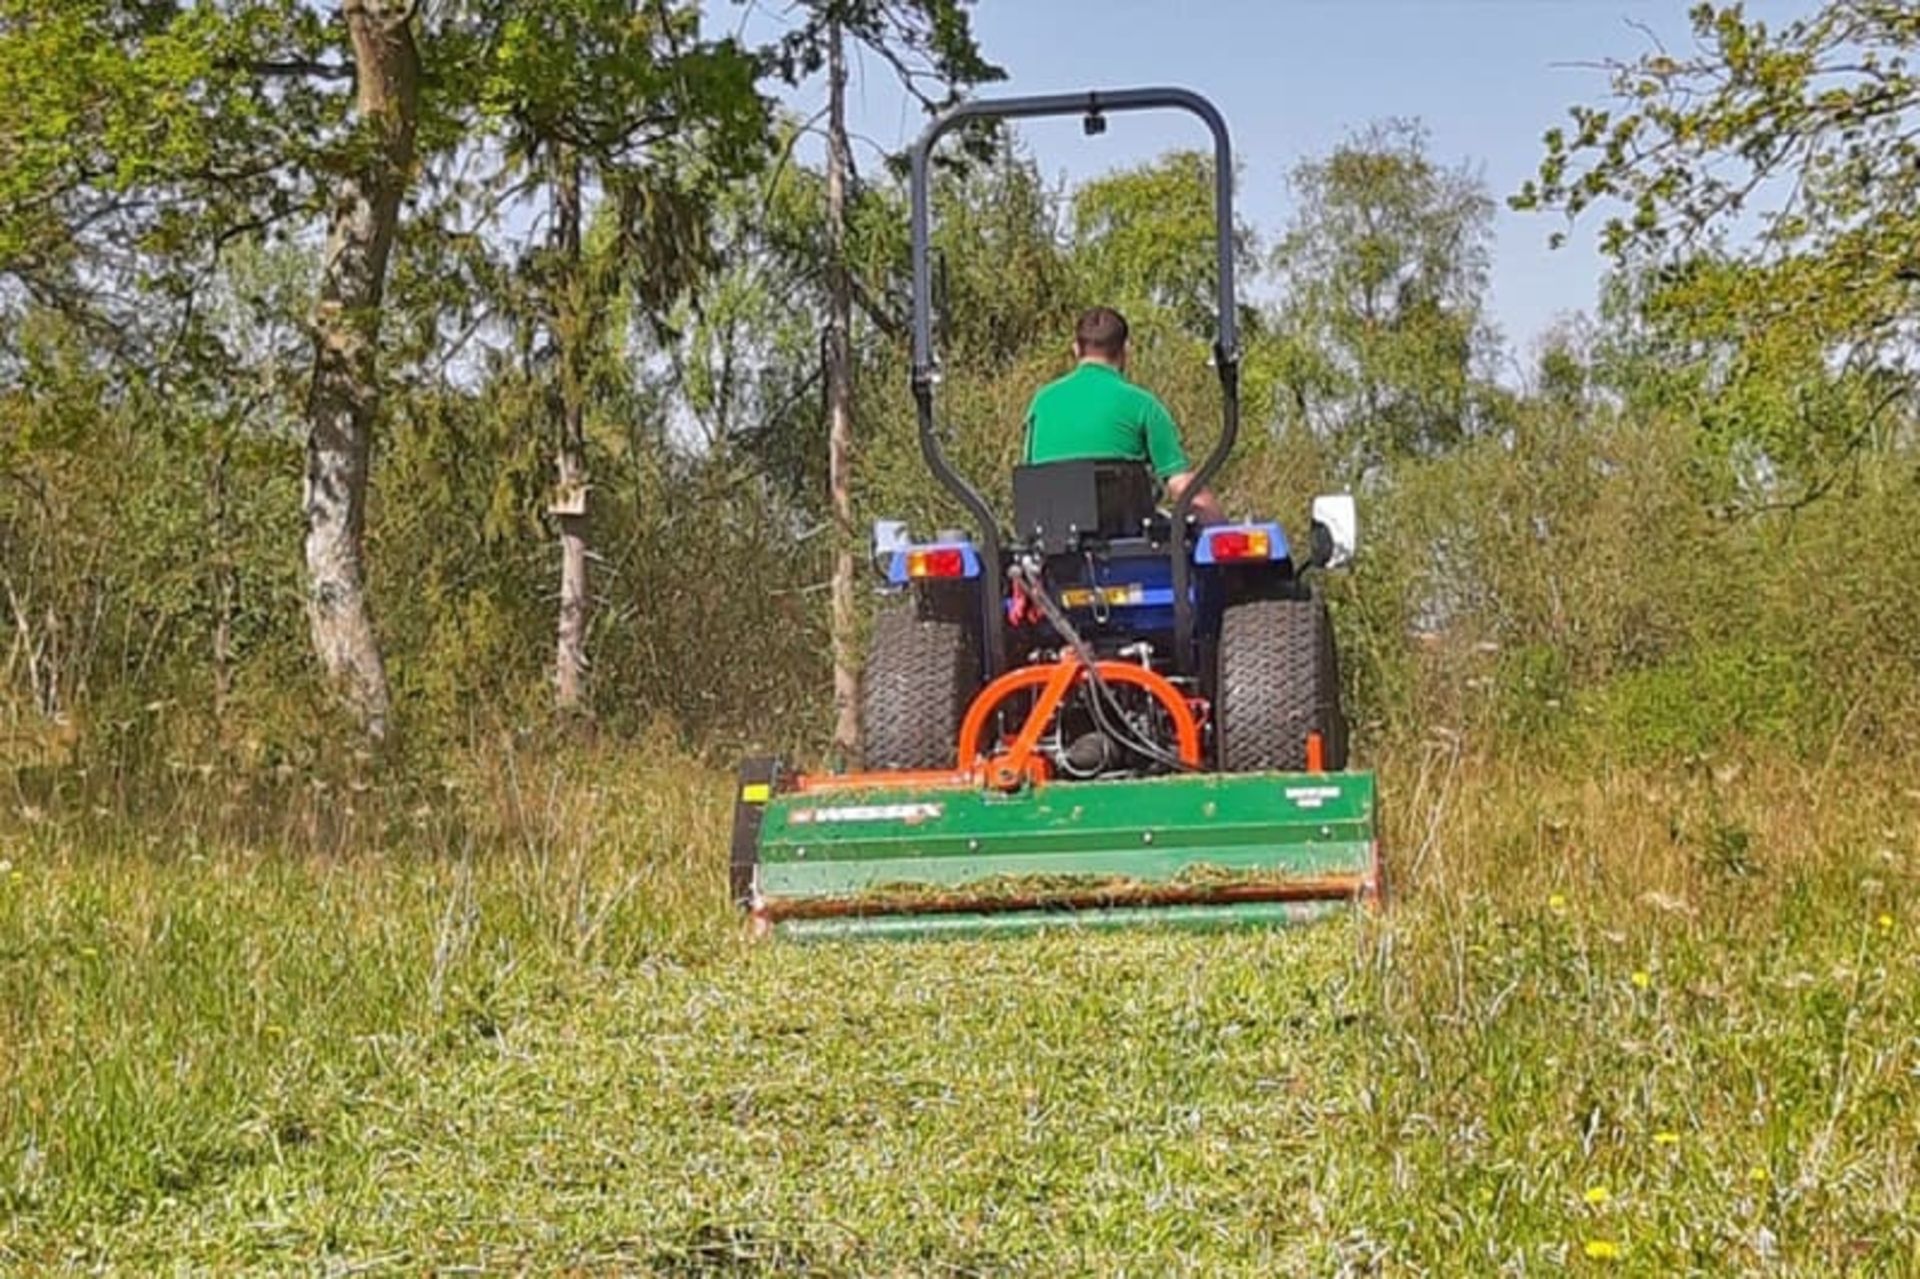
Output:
(959, 654), (1202, 792)
(793, 653), (1203, 796)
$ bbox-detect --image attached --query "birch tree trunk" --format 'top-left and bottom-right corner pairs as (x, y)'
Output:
(550, 146), (590, 715)
(208, 437), (233, 725)
(301, 0), (417, 739)
(825, 21), (862, 764)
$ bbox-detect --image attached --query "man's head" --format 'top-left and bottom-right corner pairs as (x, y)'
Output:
(1073, 306), (1130, 369)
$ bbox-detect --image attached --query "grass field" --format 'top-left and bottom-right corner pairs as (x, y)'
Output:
(3, 741), (1917, 1274)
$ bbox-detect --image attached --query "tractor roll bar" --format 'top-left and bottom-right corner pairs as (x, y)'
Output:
(908, 88), (1241, 678)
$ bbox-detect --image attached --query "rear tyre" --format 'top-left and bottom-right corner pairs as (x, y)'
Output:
(1216, 596), (1349, 772)
(862, 596), (981, 770)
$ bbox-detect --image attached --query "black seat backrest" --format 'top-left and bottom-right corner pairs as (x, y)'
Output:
(1012, 460), (1157, 554)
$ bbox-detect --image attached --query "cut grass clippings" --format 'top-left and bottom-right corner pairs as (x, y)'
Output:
(2, 744), (1917, 1273)
(774, 863), (1369, 918)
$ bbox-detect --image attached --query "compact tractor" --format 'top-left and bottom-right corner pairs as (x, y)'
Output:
(732, 88), (1379, 939)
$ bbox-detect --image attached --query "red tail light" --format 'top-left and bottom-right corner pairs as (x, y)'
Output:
(1209, 529), (1271, 561)
(907, 547), (967, 578)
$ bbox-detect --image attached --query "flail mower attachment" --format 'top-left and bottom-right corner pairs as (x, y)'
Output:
(730, 650), (1380, 942)
(732, 755), (1379, 942)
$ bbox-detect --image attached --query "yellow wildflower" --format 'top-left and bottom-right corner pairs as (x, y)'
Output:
(1583, 1185), (1611, 1206)
(1749, 1165), (1769, 1183)
(1653, 1131), (1681, 1146)
(1549, 892), (1569, 913)
(1878, 913), (1894, 933)
(1583, 1239), (1621, 1261)
(1631, 970), (1651, 990)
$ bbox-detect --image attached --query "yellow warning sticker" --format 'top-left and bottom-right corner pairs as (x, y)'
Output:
(1059, 584), (1145, 608)
(740, 783), (772, 804)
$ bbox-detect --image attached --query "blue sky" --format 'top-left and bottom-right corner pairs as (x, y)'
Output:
(722, 0), (1817, 367)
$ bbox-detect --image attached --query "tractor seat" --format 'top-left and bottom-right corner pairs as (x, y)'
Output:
(1012, 460), (1157, 555)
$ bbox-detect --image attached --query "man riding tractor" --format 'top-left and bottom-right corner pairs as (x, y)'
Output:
(1025, 306), (1226, 528)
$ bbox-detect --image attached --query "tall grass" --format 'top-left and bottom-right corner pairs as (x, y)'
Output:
(4, 733), (1914, 1273)
(9, 367), (1920, 1269)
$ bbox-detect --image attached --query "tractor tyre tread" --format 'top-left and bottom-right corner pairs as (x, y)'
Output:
(862, 598), (979, 771)
(1216, 596), (1349, 772)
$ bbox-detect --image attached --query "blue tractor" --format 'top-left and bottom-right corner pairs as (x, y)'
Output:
(729, 89), (1376, 940)
(861, 87), (1357, 786)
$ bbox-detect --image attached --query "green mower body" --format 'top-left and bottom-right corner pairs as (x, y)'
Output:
(733, 765), (1379, 941)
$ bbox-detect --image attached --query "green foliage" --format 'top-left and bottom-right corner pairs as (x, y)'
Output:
(1519, 1), (1920, 264)
(1519, 1), (1920, 502)
(466, 0), (770, 313)
(664, 165), (833, 506)
(476, 2), (761, 162)
(1331, 394), (1920, 765)
(763, 0), (1003, 109)
(0, 308), (305, 731)
(1583, 641), (1819, 760)
(9, 92), (1920, 781)
(0, 1), (336, 349)
(932, 152), (1078, 368)
(1579, 248), (1914, 509)
(1072, 150), (1252, 340)
(1268, 120), (1500, 473)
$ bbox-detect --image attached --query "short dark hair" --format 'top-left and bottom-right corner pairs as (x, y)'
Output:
(1075, 307), (1130, 358)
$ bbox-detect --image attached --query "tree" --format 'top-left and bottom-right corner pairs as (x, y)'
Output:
(1515, 1), (1920, 501)
(302, 0), (419, 739)
(1269, 121), (1497, 476)
(0, 1), (335, 352)
(0, 2), (414, 735)
(769, 1), (1001, 766)
(473, 0), (766, 715)
(665, 161), (828, 492)
(934, 149), (1075, 369)
(0, 1), (777, 733)
(1072, 150), (1253, 341)
(824, 21), (859, 764)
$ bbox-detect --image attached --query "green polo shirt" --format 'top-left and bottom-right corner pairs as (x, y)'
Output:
(1023, 361), (1191, 480)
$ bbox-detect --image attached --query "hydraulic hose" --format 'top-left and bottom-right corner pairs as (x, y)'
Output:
(1008, 560), (1196, 775)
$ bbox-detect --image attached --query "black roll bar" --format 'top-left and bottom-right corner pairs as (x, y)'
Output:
(907, 88), (1241, 678)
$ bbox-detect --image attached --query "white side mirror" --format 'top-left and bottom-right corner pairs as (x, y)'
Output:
(871, 519), (911, 569)
(1310, 494), (1358, 569)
